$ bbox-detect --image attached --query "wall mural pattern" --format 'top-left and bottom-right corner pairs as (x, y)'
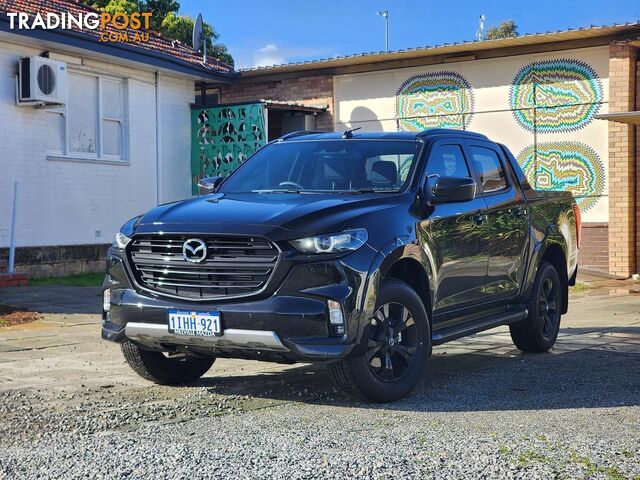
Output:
(191, 103), (266, 194)
(510, 59), (602, 132)
(395, 71), (474, 131)
(391, 57), (606, 216)
(517, 141), (605, 212)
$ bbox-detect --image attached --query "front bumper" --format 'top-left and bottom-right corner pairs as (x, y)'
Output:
(125, 322), (288, 351)
(102, 244), (377, 362)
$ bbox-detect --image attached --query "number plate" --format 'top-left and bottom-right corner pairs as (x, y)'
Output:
(168, 309), (221, 337)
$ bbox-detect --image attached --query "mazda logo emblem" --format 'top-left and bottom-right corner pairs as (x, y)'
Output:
(182, 238), (207, 263)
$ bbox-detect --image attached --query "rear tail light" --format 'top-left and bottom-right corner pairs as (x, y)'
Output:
(572, 203), (581, 248)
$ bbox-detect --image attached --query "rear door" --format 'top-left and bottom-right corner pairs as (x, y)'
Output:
(419, 140), (489, 313)
(464, 140), (529, 300)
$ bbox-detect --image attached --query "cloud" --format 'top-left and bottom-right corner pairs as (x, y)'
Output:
(253, 44), (286, 67)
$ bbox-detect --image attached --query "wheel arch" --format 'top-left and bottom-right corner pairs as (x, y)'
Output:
(380, 256), (432, 320)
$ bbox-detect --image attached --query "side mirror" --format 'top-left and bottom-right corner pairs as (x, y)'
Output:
(197, 176), (223, 196)
(427, 176), (476, 204)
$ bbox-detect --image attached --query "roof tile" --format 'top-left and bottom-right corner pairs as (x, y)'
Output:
(1, 0), (233, 74)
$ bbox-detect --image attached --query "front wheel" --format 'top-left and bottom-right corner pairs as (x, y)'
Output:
(510, 261), (563, 353)
(121, 341), (215, 385)
(330, 279), (431, 403)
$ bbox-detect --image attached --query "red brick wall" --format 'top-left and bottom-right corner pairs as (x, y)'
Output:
(636, 59), (640, 274)
(608, 42), (637, 277)
(220, 75), (334, 131)
(579, 223), (609, 273)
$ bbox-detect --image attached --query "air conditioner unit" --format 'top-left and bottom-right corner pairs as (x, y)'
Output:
(17, 56), (67, 105)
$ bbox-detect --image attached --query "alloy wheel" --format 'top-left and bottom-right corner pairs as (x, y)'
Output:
(539, 277), (559, 339)
(365, 302), (419, 382)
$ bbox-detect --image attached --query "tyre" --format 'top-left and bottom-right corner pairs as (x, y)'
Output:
(330, 279), (430, 403)
(121, 341), (215, 385)
(510, 261), (563, 353)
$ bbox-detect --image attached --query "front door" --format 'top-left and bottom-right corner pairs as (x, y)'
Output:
(419, 140), (489, 313)
(465, 140), (529, 300)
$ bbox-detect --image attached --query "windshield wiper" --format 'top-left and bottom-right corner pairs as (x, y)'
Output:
(252, 189), (301, 194)
(343, 188), (400, 194)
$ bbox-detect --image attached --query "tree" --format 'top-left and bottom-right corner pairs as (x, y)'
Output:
(102, 0), (141, 15)
(161, 12), (234, 66)
(80, 0), (234, 66)
(485, 20), (519, 40)
(144, 0), (180, 31)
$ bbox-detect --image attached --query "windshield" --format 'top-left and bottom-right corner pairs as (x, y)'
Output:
(219, 139), (421, 194)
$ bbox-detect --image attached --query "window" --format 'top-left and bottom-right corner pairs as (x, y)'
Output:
(469, 146), (507, 193)
(220, 140), (421, 193)
(45, 71), (126, 162)
(426, 144), (470, 178)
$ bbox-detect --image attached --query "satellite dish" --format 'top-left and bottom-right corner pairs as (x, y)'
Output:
(192, 13), (203, 53)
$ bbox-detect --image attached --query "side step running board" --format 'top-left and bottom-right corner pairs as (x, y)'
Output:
(432, 307), (528, 345)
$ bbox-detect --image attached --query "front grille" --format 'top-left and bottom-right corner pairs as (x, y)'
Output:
(127, 235), (279, 300)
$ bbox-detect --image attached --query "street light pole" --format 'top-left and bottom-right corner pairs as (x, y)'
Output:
(377, 10), (389, 52)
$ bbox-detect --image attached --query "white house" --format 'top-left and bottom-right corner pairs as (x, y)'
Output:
(0, 0), (235, 277)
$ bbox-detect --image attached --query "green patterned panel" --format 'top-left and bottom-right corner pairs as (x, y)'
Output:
(191, 103), (266, 194)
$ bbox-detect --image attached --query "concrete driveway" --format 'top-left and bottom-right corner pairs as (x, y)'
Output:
(0, 285), (638, 479)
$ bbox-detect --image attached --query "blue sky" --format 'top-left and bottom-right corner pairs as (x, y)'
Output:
(179, 0), (640, 69)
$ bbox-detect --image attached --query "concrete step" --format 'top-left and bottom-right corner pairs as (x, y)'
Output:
(0, 272), (29, 288)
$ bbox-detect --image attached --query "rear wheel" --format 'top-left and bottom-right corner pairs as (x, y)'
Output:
(330, 279), (430, 403)
(121, 341), (215, 385)
(510, 261), (563, 353)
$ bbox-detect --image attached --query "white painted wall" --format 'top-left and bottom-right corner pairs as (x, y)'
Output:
(0, 39), (195, 248)
(334, 46), (610, 223)
(158, 74), (195, 204)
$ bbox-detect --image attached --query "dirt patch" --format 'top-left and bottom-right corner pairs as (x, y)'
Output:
(0, 304), (41, 328)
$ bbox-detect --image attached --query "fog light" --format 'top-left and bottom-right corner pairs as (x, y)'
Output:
(328, 300), (344, 325)
(103, 288), (111, 312)
(328, 300), (345, 336)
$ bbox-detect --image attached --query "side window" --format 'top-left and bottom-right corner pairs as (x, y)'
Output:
(426, 144), (470, 178)
(469, 146), (508, 193)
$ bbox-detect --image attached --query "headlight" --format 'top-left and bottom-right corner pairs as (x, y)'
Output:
(112, 215), (140, 249)
(113, 232), (131, 249)
(290, 229), (368, 254)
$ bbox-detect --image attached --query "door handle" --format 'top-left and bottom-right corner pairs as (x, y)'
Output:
(473, 213), (487, 225)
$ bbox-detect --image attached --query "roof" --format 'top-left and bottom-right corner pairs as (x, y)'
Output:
(595, 111), (640, 125)
(239, 22), (640, 77)
(0, 0), (236, 81)
(277, 128), (488, 142)
(262, 99), (327, 113)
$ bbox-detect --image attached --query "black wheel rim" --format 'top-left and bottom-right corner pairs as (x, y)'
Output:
(539, 277), (559, 339)
(365, 302), (419, 382)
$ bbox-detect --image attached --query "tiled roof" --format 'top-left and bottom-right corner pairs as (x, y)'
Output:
(0, 0), (233, 75)
(239, 22), (640, 75)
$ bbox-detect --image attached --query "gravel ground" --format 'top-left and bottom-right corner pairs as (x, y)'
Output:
(0, 290), (638, 479)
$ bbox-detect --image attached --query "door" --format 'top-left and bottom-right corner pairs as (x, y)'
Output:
(419, 141), (490, 313)
(465, 141), (529, 300)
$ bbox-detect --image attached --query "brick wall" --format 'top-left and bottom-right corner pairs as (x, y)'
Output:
(579, 223), (609, 273)
(0, 244), (109, 278)
(220, 75), (334, 131)
(637, 59), (640, 274)
(607, 42), (637, 277)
